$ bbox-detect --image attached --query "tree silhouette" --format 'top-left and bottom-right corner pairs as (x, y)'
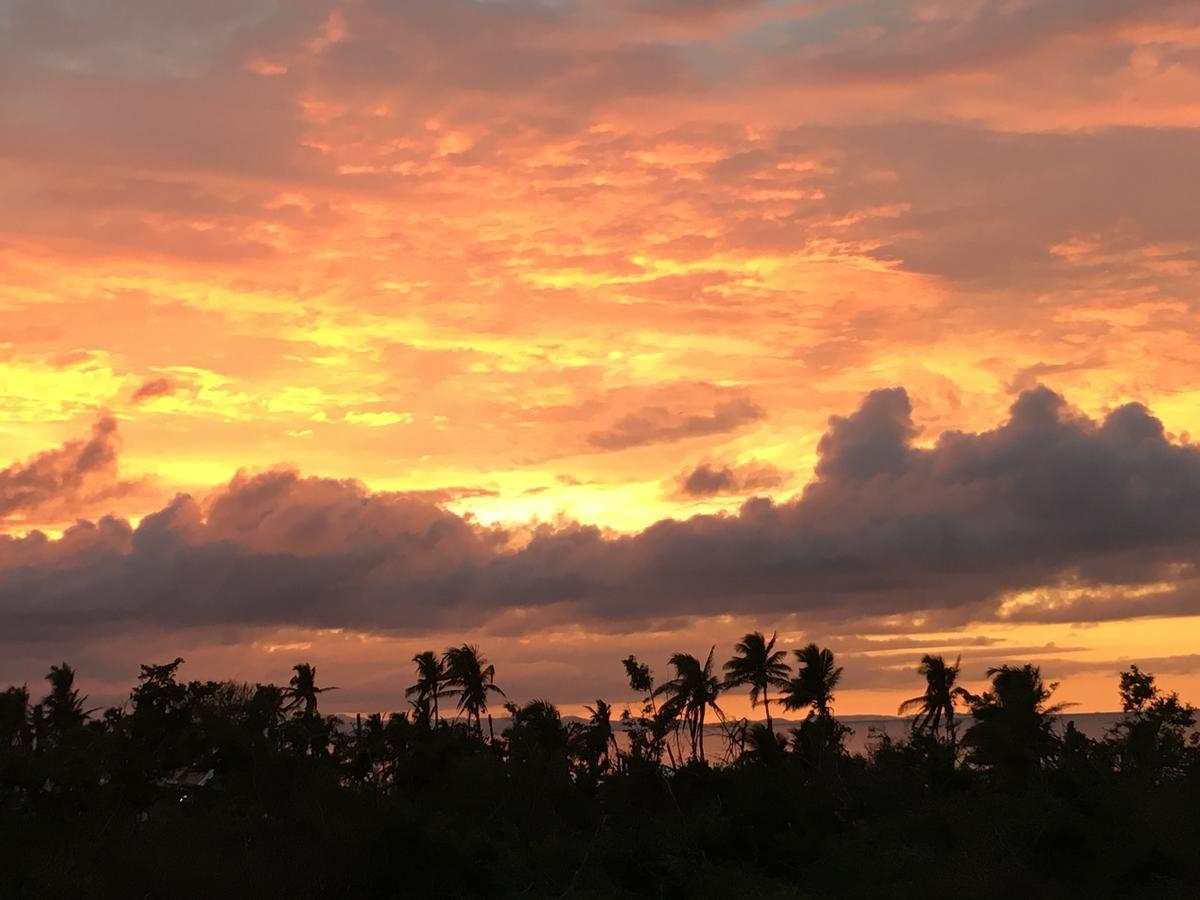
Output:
(41, 662), (88, 741)
(4, 646), (1200, 898)
(620, 655), (678, 767)
(284, 663), (336, 716)
(723, 631), (791, 731)
(504, 699), (570, 769)
(960, 664), (1068, 782)
(655, 647), (724, 763)
(741, 721), (788, 767)
(780, 644), (842, 720)
(898, 654), (965, 748)
(577, 699), (618, 780)
(247, 683), (287, 753)
(780, 644), (847, 768)
(128, 657), (190, 776)
(406, 651), (447, 726)
(283, 663), (338, 757)
(442, 645), (506, 741)
(0, 686), (31, 752)
(1108, 664), (1196, 779)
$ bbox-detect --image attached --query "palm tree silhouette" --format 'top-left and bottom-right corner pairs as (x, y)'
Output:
(741, 722), (788, 766)
(898, 654), (965, 746)
(504, 699), (570, 768)
(42, 662), (89, 738)
(723, 631), (791, 732)
(284, 663), (337, 716)
(780, 644), (842, 720)
(406, 651), (446, 726)
(655, 647), (723, 763)
(580, 699), (619, 776)
(442, 645), (506, 741)
(960, 664), (1069, 781)
(620, 655), (680, 768)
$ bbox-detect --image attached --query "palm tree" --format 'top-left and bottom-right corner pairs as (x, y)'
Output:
(960, 664), (1070, 781)
(780, 644), (846, 768)
(442, 645), (506, 741)
(581, 699), (619, 775)
(723, 631), (791, 731)
(42, 662), (88, 737)
(620, 655), (680, 768)
(898, 654), (964, 744)
(504, 699), (569, 767)
(406, 651), (446, 725)
(741, 722), (788, 766)
(655, 647), (724, 763)
(284, 663), (337, 716)
(780, 644), (842, 719)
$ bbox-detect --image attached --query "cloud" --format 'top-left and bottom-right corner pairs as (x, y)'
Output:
(0, 415), (141, 523)
(588, 398), (765, 450)
(5, 386), (1200, 645)
(623, 0), (763, 23)
(130, 377), (175, 403)
(1005, 357), (1105, 393)
(777, 0), (1185, 84)
(673, 460), (785, 497)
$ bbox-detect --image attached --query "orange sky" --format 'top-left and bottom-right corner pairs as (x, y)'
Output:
(3, 0), (1200, 717)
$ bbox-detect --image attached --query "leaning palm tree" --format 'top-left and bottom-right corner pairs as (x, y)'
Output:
(284, 663), (337, 717)
(898, 654), (964, 744)
(654, 647), (724, 762)
(406, 651), (447, 725)
(442, 645), (506, 741)
(780, 644), (842, 719)
(723, 631), (791, 731)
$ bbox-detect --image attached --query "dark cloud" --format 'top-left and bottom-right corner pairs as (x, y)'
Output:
(588, 398), (765, 450)
(1005, 357), (1105, 394)
(674, 460), (784, 497)
(775, 0), (1191, 83)
(0, 415), (140, 522)
(4, 386), (1200, 644)
(130, 377), (175, 403)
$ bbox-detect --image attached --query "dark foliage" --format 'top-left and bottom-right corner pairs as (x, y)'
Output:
(1, 649), (1197, 899)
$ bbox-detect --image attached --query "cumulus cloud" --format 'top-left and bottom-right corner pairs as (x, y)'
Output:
(673, 460), (785, 497)
(5, 386), (1200, 645)
(588, 398), (765, 450)
(0, 415), (141, 523)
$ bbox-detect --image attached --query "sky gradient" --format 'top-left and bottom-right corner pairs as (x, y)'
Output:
(3, 0), (1200, 718)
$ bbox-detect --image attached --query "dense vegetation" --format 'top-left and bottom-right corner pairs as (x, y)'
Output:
(2, 636), (1198, 898)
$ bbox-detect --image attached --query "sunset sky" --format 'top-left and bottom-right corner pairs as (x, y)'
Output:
(3, 0), (1200, 719)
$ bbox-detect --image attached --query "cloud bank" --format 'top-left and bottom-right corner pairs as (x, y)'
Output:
(4, 386), (1200, 645)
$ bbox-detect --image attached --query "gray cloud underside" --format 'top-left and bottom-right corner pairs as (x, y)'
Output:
(4, 385), (1200, 642)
